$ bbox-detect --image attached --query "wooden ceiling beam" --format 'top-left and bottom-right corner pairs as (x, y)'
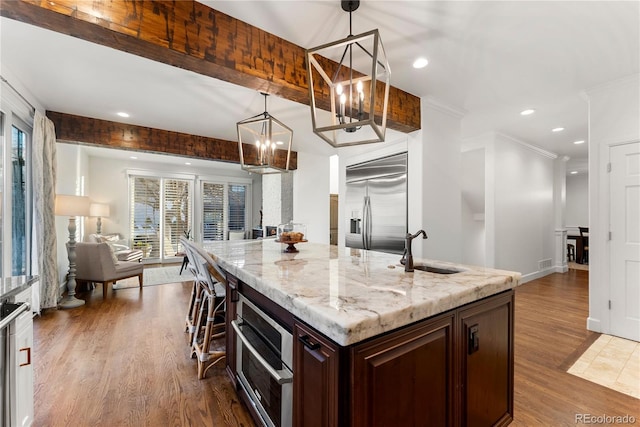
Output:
(2, 0), (420, 134)
(47, 111), (298, 170)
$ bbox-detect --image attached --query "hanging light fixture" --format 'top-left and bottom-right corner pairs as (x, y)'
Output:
(306, 0), (390, 147)
(237, 92), (293, 174)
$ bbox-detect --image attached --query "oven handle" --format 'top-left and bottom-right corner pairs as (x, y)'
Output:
(231, 319), (293, 385)
(0, 302), (30, 330)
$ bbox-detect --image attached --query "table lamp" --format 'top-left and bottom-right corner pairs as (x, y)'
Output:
(90, 202), (110, 234)
(55, 194), (91, 308)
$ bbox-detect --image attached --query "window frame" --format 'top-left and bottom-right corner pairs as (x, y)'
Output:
(0, 110), (33, 277)
(196, 174), (252, 242)
(127, 170), (195, 262)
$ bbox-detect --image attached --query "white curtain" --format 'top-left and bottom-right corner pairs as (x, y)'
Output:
(32, 111), (58, 309)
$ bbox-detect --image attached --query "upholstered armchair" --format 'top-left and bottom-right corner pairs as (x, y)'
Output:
(86, 233), (143, 262)
(75, 242), (144, 299)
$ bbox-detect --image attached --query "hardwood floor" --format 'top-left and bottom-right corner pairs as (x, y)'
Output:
(32, 280), (254, 427)
(32, 269), (637, 426)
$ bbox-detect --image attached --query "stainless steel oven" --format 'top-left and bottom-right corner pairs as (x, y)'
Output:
(231, 295), (293, 427)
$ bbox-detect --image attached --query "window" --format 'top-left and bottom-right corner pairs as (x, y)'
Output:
(11, 125), (28, 275)
(163, 179), (191, 258)
(1, 85), (34, 278)
(228, 184), (247, 232)
(200, 181), (249, 241)
(129, 175), (192, 261)
(202, 182), (224, 241)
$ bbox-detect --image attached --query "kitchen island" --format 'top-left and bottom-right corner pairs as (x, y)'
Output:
(202, 239), (520, 427)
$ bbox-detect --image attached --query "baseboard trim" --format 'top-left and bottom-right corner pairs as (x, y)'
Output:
(587, 317), (602, 333)
(521, 267), (555, 284)
(555, 264), (569, 274)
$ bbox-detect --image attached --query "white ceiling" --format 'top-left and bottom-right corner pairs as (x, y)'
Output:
(1, 1), (639, 173)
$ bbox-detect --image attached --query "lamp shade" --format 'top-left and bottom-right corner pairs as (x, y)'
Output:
(55, 194), (91, 216)
(89, 203), (110, 218)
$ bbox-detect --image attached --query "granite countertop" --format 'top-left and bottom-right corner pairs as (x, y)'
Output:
(202, 240), (521, 346)
(0, 275), (38, 302)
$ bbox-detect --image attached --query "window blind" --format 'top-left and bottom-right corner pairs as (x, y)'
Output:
(228, 184), (247, 232)
(163, 179), (191, 257)
(129, 176), (161, 258)
(202, 182), (224, 241)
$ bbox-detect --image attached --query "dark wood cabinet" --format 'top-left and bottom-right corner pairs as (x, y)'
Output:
(351, 314), (455, 427)
(291, 291), (514, 427)
(459, 291), (514, 427)
(293, 320), (341, 427)
(225, 269), (514, 427)
(225, 273), (239, 386)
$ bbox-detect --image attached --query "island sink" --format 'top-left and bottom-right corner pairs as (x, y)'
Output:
(412, 264), (462, 274)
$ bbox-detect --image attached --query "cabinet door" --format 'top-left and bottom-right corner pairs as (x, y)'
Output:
(293, 320), (340, 427)
(459, 291), (514, 427)
(351, 314), (454, 427)
(10, 310), (34, 427)
(225, 274), (239, 386)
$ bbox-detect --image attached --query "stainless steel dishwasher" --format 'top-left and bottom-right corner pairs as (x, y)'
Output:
(1, 301), (30, 427)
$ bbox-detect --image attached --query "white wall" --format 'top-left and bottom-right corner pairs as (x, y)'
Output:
(488, 133), (556, 279)
(262, 174), (282, 229)
(55, 144), (258, 282)
(566, 173), (588, 227)
(293, 151), (330, 244)
(55, 144), (90, 288)
(83, 151), (255, 239)
(585, 73), (640, 335)
(461, 148), (486, 267)
(418, 100), (463, 262)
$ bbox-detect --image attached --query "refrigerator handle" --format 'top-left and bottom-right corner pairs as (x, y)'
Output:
(366, 197), (372, 249)
(361, 196), (368, 249)
(363, 196), (372, 249)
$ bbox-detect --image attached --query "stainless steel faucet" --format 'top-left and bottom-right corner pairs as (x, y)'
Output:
(400, 230), (428, 272)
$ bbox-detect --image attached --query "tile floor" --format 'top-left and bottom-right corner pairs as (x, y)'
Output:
(568, 334), (640, 399)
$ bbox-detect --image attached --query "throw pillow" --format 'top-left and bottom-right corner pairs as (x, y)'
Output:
(100, 234), (121, 243)
(107, 243), (119, 265)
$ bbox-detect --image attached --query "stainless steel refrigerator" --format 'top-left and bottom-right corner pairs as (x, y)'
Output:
(345, 152), (407, 254)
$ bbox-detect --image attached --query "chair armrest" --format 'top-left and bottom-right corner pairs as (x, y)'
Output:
(111, 243), (130, 252)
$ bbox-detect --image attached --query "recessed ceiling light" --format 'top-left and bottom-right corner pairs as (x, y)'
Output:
(570, 171), (578, 174)
(520, 109), (535, 116)
(117, 112), (130, 118)
(185, 162), (191, 165)
(573, 140), (585, 145)
(130, 156), (138, 160)
(552, 127), (564, 132)
(412, 57), (429, 69)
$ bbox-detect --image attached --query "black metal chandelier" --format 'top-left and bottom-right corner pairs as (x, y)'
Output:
(237, 93), (293, 174)
(306, 0), (390, 147)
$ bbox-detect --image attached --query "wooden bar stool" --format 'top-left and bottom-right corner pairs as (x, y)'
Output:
(567, 243), (575, 262)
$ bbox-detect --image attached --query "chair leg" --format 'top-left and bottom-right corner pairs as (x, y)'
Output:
(138, 273), (144, 290)
(103, 281), (110, 299)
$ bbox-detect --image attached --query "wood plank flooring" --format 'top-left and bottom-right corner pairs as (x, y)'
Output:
(32, 269), (637, 426)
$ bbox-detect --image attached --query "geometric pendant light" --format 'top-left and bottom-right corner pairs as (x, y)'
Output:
(306, 0), (390, 147)
(237, 92), (293, 174)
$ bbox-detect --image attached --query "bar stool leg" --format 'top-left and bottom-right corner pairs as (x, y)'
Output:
(191, 285), (226, 379)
